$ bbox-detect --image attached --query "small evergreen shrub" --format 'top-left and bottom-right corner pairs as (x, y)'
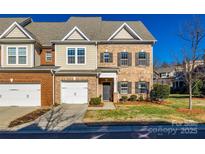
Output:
(121, 96), (128, 102)
(193, 80), (203, 96)
(138, 95), (144, 101)
(89, 96), (101, 105)
(150, 84), (170, 101)
(129, 95), (137, 101)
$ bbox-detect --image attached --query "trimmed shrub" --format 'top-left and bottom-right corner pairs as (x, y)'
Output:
(129, 95), (137, 101)
(138, 95), (144, 101)
(151, 84), (170, 101)
(121, 96), (128, 102)
(89, 97), (101, 105)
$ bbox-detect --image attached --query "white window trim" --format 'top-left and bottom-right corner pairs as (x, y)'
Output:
(0, 22), (34, 40)
(107, 23), (143, 41)
(45, 51), (52, 62)
(120, 82), (128, 94)
(66, 47), (86, 65)
(62, 26), (90, 41)
(120, 51), (129, 66)
(6, 46), (28, 65)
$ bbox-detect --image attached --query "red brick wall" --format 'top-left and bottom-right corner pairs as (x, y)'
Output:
(0, 72), (53, 106)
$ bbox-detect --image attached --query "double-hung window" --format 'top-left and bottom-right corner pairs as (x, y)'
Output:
(104, 52), (110, 63)
(138, 51), (147, 65)
(120, 52), (128, 66)
(67, 47), (86, 64)
(77, 48), (85, 64)
(120, 82), (128, 94)
(138, 82), (148, 93)
(8, 47), (27, 65)
(45, 51), (52, 62)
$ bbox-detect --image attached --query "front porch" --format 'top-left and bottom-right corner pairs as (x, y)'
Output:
(97, 72), (118, 103)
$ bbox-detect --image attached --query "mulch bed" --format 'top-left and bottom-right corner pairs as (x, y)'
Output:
(115, 100), (166, 105)
(177, 108), (205, 114)
(8, 108), (51, 128)
(88, 103), (104, 107)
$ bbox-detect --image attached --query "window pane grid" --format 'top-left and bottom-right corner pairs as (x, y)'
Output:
(120, 52), (128, 66)
(104, 52), (110, 63)
(77, 48), (85, 64)
(46, 52), (52, 62)
(138, 82), (148, 93)
(121, 82), (128, 94)
(67, 48), (75, 64)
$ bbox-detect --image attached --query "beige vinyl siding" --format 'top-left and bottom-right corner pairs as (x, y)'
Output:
(55, 44), (97, 70)
(113, 28), (134, 40)
(66, 31), (84, 40)
(1, 44), (34, 67)
(6, 27), (27, 38)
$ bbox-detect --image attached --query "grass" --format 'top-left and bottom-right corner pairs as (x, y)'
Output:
(84, 94), (205, 124)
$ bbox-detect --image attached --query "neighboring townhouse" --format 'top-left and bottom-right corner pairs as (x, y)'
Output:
(0, 17), (156, 107)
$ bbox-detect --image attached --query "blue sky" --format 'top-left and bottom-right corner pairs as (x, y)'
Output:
(0, 14), (204, 64)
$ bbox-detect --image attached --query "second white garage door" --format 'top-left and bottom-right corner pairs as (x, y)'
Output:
(0, 84), (41, 106)
(61, 81), (88, 104)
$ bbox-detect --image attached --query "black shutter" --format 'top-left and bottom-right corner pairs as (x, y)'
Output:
(146, 82), (150, 94)
(118, 82), (121, 94)
(109, 53), (113, 62)
(146, 52), (150, 66)
(117, 53), (121, 66)
(128, 82), (132, 94)
(135, 82), (139, 93)
(128, 53), (132, 66)
(100, 53), (104, 63)
(136, 52), (139, 66)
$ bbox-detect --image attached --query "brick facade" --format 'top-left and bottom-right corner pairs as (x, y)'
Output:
(40, 48), (55, 66)
(98, 44), (153, 100)
(55, 75), (97, 104)
(0, 72), (53, 106)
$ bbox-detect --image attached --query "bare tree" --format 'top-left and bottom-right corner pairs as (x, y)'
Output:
(178, 17), (205, 110)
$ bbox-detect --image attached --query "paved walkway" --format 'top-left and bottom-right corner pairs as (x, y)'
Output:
(88, 102), (116, 110)
(0, 107), (38, 130)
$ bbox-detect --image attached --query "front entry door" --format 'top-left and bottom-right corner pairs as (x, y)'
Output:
(103, 82), (111, 101)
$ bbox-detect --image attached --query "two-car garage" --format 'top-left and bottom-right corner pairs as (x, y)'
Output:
(0, 84), (41, 106)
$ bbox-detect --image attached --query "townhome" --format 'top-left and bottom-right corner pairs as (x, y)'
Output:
(0, 17), (156, 107)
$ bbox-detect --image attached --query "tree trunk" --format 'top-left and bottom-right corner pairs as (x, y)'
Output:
(189, 81), (193, 110)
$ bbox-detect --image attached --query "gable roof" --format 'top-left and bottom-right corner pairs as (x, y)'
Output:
(62, 26), (90, 41)
(0, 17), (156, 46)
(107, 22), (143, 40)
(0, 22), (34, 40)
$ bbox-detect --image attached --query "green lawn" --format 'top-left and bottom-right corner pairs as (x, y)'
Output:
(84, 94), (205, 124)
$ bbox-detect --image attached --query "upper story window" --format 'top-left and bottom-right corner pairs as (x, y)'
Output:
(67, 47), (86, 64)
(120, 52), (128, 66)
(138, 52), (147, 65)
(136, 51), (150, 66)
(100, 51), (113, 63)
(104, 52), (110, 63)
(7, 47), (27, 65)
(160, 73), (169, 78)
(45, 51), (52, 62)
(77, 48), (85, 64)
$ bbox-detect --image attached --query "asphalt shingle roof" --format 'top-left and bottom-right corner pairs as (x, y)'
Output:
(0, 17), (156, 46)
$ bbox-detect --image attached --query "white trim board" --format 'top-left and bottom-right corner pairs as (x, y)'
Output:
(0, 22), (34, 40)
(61, 26), (90, 41)
(107, 22), (143, 41)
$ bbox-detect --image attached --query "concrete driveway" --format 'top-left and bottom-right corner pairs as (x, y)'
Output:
(0, 107), (38, 130)
(36, 104), (87, 131)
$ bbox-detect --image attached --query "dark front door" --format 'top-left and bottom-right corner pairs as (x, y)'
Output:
(103, 82), (111, 101)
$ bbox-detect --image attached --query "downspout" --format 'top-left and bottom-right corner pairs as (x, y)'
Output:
(50, 69), (55, 106)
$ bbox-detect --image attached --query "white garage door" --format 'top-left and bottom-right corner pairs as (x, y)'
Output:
(0, 84), (41, 106)
(61, 81), (88, 104)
